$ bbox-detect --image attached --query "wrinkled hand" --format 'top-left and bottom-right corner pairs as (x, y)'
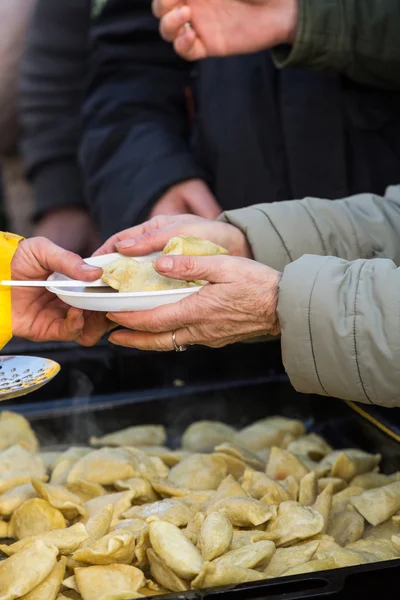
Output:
(150, 179), (222, 219)
(34, 208), (101, 256)
(94, 214), (252, 259)
(11, 237), (111, 345)
(107, 254), (281, 350)
(153, 0), (298, 61)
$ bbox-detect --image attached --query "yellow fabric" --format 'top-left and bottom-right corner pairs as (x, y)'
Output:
(0, 233), (24, 350)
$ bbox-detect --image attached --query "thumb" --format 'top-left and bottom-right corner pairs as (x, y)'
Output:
(34, 238), (102, 281)
(154, 255), (242, 283)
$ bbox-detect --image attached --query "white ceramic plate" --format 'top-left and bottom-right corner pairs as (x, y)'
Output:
(46, 253), (202, 312)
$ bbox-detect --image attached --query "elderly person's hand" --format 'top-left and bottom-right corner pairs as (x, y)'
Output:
(11, 237), (111, 345)
(107, 254), (281, 350)
(94, 214), (252, 259)
(152, 0), (298, 61)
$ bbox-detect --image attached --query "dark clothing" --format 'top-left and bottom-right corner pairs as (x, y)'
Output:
(19, 0), (91, 221)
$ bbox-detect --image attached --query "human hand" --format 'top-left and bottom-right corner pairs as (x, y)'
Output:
(93, 214), (252, 259)
(11, 237), (111, 345)
(34, 208), (101, 256)
(150, 179), (222, 219)
(153, 0), (298, 61)
(107, 254), (281, 350)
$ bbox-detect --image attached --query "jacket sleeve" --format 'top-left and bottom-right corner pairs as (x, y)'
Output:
(272, 0), (400, 90)
(0, 233), (23, 350)
(80, 0), (207, 239)
(19, 0), (89, 221)
(278, 255), (400, 408)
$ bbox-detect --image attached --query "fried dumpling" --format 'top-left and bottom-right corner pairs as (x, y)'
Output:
(114, 478), (159, 503)
(198, 511), (233, 561)
(136, 447), (189, 467)
(163, 236), (228, 257)
(263, 540), (319, 578)
(363, 519), (400, 540)
(120, 261), (190, 293)
(183, 512), (205, 546)
(123, 447), (168, 480)
(214, 443), (264, 472)
(84, 505), (113, 543)
(0, 540), (58, 600)
(40, 452), (62, 472)
(214, 540), (276, 570)
(233, 423), (287, 453)
(50, 448), (92, 486)
(147, 548), (187, 592)
(67, 480), (106, 503)
(287, 434), (333, 461)
(67, 448), (140, 485)
(351, 472), (400, 490)
(123, 498), (194, 527)
(281, 475), (299, 501)
(209, 496), (276, 527)
(265, 501), (324, 547)
(73, 530), (136, 565)
(32, 479), (86, 520)
(346, 538), (400, 561)
(318, 478), (347, 493)
(148, 520), (204, 579)
(182, 421), (236, 452)
(84, 492), (134, 523)
(150, 477), (188, 498)
(19, 556), (67, 600)
(9, 498), (66, 539)
(312, 483), (333, 533)
(90, 425), (166, 448)
(266, 447), (309, 482)
(0, 411), (39, 452)
(213, 474), (248, 501)
(320, 450), (381, 482)
(255, 416), (306, 437)
(282, 557), (337, 576)
(0, 483), (36, 517)
(101, 257), (141, 290)
(326, 507), (364, 546)
(393, 513), (400, 526)
(111, 518), (147, 538)
(350, 481), (400, 526)
(74, 564), (145, 600)
(169, 454), (227, 490)
(0, 523), (89, 556)
(298, 472), (318, 506)
(230, 530), (274, 552)
(191, 562), (264, 589)
(0, 445), (45, 477)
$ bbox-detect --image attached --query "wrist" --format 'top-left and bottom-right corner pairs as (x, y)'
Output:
(274, 0), (299, 45)
(265, 270), (282, 336)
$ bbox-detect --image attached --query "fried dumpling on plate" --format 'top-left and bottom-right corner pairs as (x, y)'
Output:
(72, 530), (136, 565)
(9, 498), (66, 539)
(120, 261), (190, 293)
(123, 498), (194, 527)
(67, 480), (106, 503)
(147, 548), (187, 592)
(265, 501), (324, 547)
(149, 520), (204, 580)
(90, 425), (166, 448)
(50, 448), (92, 486)
(84, 491), (134, 523)
(0, 540), (58, 600)
(266, 447), (309, 482)
(67, 448), (141, 485)
(162, 236), (228, 257)
(101, 257), (141, 290)
(19, 556), (67, 600)
(198, 511), (233, 561)
(287, 434), (333, 461)
(182, 421), (236, 453)
(208, 496), (276, 527)
(0, 523), (89, 556)
(351, 472), (400, 490)
(0, 483), (36, 517)
(191, 562), (264, 589)
(74, 564), (145, 600)
(169, 454), (227, 490)
(298, 472), (318, 506)
(0, 411), (39, 452)
(114, 478), (159, 503)
(32, 479), (86, 520)
(350, 481), (400, 526)
(263, 540), (319, 578)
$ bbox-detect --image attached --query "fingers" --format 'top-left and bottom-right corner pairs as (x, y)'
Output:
(57, 308), (85, 342)
(109, 327), (192, 351)
(28, 237), (102, 281)
(76, 311), (116, 347)
(152, 0), (182, 19)
(154, 254), (242, 283)
(174, 26), (207, 61)
(159, 6), (191, 41)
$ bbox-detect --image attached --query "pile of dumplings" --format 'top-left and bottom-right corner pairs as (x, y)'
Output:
(0, 410), (400, 600)
(101, 236), (228, 292)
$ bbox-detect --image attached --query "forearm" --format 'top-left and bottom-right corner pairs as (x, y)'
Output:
(278, 254), (400, 407)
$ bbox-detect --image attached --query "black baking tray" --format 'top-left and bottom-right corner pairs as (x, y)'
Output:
(4, 377), (400, 600)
